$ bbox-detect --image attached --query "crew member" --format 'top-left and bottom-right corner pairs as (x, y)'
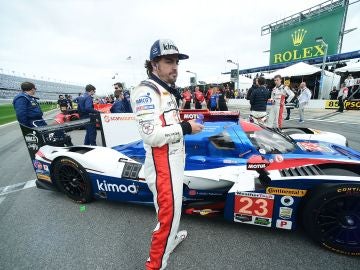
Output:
(182, 88), (192, 109)
(267, 75), (294, 128)
(114, 82), (133, 113)
(13, 82), (46, 127)
(78, 84), (98, 145)
(194, 86), (205, 109)
(249, 76), (269, 125)
(110, 89), (126, 113)
(337, 83), (348, 113)
(131, 39), (203, 270)
(217, 87), (228, 111)
(297, 82), (312, 122)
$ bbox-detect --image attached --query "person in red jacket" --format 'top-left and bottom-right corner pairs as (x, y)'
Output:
(194, 86), (205, 109)
(182, 88), (192, 109)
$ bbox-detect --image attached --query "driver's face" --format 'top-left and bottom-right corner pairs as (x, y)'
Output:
(154, 55), (179, 84)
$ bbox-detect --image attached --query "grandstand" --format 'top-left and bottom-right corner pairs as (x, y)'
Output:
(0, 73), (83, 100)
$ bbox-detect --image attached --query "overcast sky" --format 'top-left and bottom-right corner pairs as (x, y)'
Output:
(0, 0), (359, 95)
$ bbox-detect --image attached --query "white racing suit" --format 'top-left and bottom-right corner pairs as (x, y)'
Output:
(131, 76), (192, 270)
(267, 85), (294, 128)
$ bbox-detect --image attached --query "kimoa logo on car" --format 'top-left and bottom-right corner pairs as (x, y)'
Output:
(96, 180), (137, 194)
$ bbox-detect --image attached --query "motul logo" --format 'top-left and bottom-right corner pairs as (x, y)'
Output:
(183, 114), (198, 119)
(247, 163), (267, 169)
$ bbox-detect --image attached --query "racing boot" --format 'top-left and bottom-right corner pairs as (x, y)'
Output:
(171, 230), (188, 253)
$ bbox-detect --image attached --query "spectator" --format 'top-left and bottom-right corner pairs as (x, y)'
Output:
(77, 84), (98, 145)
(209, 87), (219, 111)
(337, 83), (348, 113)
(205, 87), (213, 109)
(13, 82), (46, 127)
(297, 82), (312, 123)
(217, 86), (228, 111)
(182, 88), (192, 109)
(194, 86), (205, 109)
(57, 95), (67, 110)
(249, 76), (269, 125)
(329, 86), (338, 100)
(110, 89), (126, 113)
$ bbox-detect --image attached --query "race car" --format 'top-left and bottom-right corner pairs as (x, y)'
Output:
(20, 111), (360, 256)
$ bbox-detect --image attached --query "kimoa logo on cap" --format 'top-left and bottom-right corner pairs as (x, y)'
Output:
(163, 43), (178, 52)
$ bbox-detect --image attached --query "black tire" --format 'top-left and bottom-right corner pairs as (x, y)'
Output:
(52, 157), (93, 203)
(282, 128), (306, 136)
(302, 183), (360, 256)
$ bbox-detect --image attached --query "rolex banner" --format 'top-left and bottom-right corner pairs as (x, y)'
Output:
(269, 5), (345, 65)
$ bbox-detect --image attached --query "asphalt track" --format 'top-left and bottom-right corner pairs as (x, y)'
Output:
(0, 107), (359, 270)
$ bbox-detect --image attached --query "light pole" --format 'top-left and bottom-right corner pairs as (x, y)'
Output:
(315, 37), (328, 99)
(186, 70), (197, 86)
(227, 59), (239, 91)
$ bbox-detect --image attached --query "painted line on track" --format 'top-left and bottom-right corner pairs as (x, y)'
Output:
(0, 179), (36, 196)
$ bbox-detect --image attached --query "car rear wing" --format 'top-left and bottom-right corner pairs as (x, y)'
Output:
(20, 114), (105, 160)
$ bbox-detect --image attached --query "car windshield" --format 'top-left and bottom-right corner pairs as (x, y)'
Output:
(209, 131), (235, 150)
(246, 128), (296, 154)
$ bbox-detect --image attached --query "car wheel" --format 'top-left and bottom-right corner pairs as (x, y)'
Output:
(53, 157), (93, 203)
(302, 183), (360, 256)
(282, 128), (306, 135)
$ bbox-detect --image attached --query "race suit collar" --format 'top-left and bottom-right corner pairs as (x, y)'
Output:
(149, 73), (181, 100)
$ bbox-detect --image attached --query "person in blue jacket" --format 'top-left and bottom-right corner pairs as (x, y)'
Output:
(110, 89), (126, 113)
(113, 82), (132, 113)
(77, 84), (98, 145)
(13, 82), (46, 127)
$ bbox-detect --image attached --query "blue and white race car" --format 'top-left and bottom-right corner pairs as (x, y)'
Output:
(21, 111), (360, 256)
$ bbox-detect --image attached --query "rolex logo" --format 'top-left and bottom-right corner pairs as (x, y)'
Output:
(291, 29), (307, 46)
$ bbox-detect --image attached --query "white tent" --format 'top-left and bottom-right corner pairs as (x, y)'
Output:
(263, 62), (340, 99)
(201, 74), (252, 89)
(335, 61), (360, 73)
(264, 62), (321, 79)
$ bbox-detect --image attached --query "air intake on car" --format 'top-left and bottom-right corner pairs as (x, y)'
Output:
(280, 165), (324, 177)
(122, 163), (142, 179)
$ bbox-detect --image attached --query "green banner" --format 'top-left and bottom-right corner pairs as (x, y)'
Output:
(270, 6), (345, 65)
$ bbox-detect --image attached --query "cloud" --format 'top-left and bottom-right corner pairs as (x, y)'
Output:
(0, 0), (359, 94)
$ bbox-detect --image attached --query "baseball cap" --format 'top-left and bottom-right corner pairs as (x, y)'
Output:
(150, 39), (189, 61)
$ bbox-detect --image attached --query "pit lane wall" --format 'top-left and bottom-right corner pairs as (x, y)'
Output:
(227, 99), (360, 110)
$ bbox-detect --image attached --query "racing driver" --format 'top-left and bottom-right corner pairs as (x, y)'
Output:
(131, 39), (203, 270)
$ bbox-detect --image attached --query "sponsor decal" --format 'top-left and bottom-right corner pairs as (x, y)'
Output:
(43, 165), (49, 172)
(27, 143), (39, 151)
(274, 154), (284, 163)
(183, 114), (200, 120)
(162, 42), (178, 51)
(259, 149), (266, 155)
(266, 187), (307, 197)
(33, 160), (43, 170)
(60, 159), (78, 168)
(234, 214), (253, 223)
(164, 131), (180, 138)
(344, 100), (360, 110)
(36, 173), (51, 182)
(279, 207), (293, 219)
(104, 115), (135, 123)
(199, 209), (213, 216)
(25, 132), (38, 144)
(234, 192), (274, 227)
(141, 123), (154, 135)
(280, 196), (294, 206)
(135, 95), (152, 105)
(96, 179), (137, 194)
(276, 219), (292, 230)
(254, 217), (271, 226)
(322, 243), (360, 256)
(247, 163), (267, 169)
(188, 189), (197, 196)
(136, 104), (155, 111)
(337, 187), (360, 194)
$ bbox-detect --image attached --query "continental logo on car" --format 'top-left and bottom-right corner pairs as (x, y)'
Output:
(337, 187), (360, 193)
(266, 187), (307, 197)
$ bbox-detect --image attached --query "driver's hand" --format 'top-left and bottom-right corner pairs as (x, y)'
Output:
(188, 119), (204, 134)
